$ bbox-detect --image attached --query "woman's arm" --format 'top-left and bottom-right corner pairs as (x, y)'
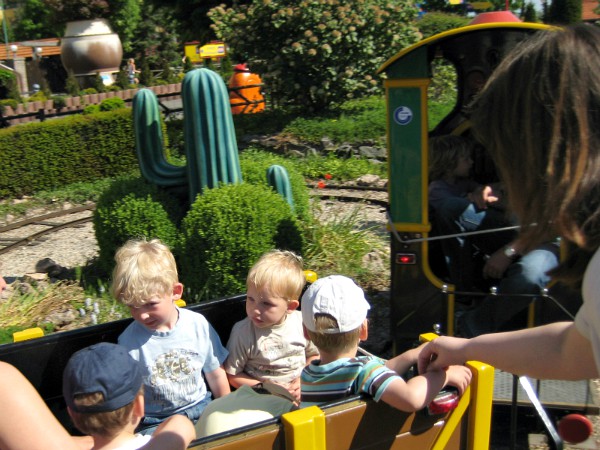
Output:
(419, 322), (598, 380)
(0, 362), (92, 450)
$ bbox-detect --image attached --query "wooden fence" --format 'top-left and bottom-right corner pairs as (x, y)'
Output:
(0, 83), (183, 127)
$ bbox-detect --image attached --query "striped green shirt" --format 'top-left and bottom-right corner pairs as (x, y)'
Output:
(300, 356), (401, 407)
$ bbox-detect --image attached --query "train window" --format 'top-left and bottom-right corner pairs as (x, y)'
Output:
(428, 59), (457, 131)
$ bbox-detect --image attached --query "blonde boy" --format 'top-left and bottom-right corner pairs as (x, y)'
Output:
(63, 342), (195, 450)
(224, 250), (319, 402)
(300, 275), (472, 411)
(112, 238), (230, 434)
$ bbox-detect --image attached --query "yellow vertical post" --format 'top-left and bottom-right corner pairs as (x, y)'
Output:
(281, 406), (326, 450)
(465, 361), (495, 450)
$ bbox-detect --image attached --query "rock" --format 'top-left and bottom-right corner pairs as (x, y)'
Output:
(42, 308), (78, 329)
(23, 273), (49, 284)
(356, 174), (383, 187)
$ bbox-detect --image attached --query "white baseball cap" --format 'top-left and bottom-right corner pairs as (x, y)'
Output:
(301, 275), (370, 333)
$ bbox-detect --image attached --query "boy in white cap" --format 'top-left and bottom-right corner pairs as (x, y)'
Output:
(300, 275), (472, 411)
(63, 342), (196, 450)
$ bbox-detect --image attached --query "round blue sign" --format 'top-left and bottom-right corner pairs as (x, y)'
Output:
(393, 106), (413, 125)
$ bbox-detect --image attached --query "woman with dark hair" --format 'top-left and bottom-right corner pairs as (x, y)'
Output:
(419, 24), (600, 380)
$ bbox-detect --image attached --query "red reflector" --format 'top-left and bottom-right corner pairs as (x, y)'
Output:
(558, 414), (593, 444)
(427, 388), (460, 415)
(396, 253), (416, 265)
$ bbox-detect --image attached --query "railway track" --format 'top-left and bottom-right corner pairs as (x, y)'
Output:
(0, 186), (389, 258)
(0, 204), (95, 256)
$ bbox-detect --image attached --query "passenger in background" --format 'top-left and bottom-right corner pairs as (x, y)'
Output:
(225, 250), (319, 403)
(112, 238), (230, 434)
(63, 342), (195, 450)
(419, 24), (600, 381)
(300, 275), (471, 410)
(428, 134), (559, 337)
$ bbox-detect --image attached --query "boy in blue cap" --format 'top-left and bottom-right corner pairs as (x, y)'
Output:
(63, 342), (195, 450)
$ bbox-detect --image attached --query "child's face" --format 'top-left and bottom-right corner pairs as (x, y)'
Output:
(245, 283), (298, 329)
(453, 153), (473, 178)
(128, 283), (182, 332)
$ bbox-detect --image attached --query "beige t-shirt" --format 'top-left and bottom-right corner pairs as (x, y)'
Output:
(225, 311), (319, 385)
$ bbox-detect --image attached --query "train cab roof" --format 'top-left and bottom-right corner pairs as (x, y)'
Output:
(378, 19), (553, 136)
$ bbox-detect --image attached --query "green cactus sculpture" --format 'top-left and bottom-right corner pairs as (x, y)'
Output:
(267, 165), (295, 213)
(183, 68), (243, 200)
(132, 68), (242, 204)
(132, 89), (186, 187)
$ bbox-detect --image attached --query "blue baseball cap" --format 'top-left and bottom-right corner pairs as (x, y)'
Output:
(63, 342), (142, 413)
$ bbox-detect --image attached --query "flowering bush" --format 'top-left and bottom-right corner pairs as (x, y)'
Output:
(209, 0), (420, 112)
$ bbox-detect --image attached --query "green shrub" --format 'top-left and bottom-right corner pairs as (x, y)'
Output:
(0, 69), (19, 102)
(51, 95), (67, 109)
(93, 176), (183, 274)
(99, 97), (126, 111)
(0, 109), (138, 198)
(115, 68), (130, 89)
(65, 70), (80, 96)
(178, 183), (302, 301)
(83, 104), (101, 115)
(27, 91), (47, 102)
(417, 12), (470, 39)
(239, 149), (311, 222)
(82, 88), (98, 95)
(209, 0), (420, 111)
(0, 98), (17, 113)
(93, 73), (105, 93)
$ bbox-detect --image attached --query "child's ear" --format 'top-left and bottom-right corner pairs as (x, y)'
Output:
(287, 299), (300, 312)
(131, 394), (145, 424)
(359, 319), (369, 341)
(172, 282), (184, 300)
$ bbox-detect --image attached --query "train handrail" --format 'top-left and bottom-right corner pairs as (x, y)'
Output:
(387, 209), (523, 244)
(511, 375), (563, 450)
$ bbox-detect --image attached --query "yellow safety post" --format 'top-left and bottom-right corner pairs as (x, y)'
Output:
(465, 361), (494, 450)
(13, 327), (44, 342)
(281, 406), (326, 450)
(420, 333), (495, 450)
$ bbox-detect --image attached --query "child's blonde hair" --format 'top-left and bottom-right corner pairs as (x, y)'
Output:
(428, 135), (474, 181)
(111, 238), (178, 307)
(247, 250), (304, 302)
(306, 315), (362, 354)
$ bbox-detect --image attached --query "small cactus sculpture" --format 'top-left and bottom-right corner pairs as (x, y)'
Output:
(132, 68), (242, 204)
(267, 165), (295, 213)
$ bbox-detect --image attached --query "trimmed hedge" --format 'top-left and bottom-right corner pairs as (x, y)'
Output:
(0, 109), (138, 198)
(93, 175), (183, 274)
(178, 183), (303, 302)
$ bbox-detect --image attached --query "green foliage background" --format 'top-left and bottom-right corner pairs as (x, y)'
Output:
(0, 109), (137, 197)
(209, 0), (421, 111)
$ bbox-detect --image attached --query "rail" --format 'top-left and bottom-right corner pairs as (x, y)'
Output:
(0, 187), (385, 256)
(0, 204), (95, 255)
